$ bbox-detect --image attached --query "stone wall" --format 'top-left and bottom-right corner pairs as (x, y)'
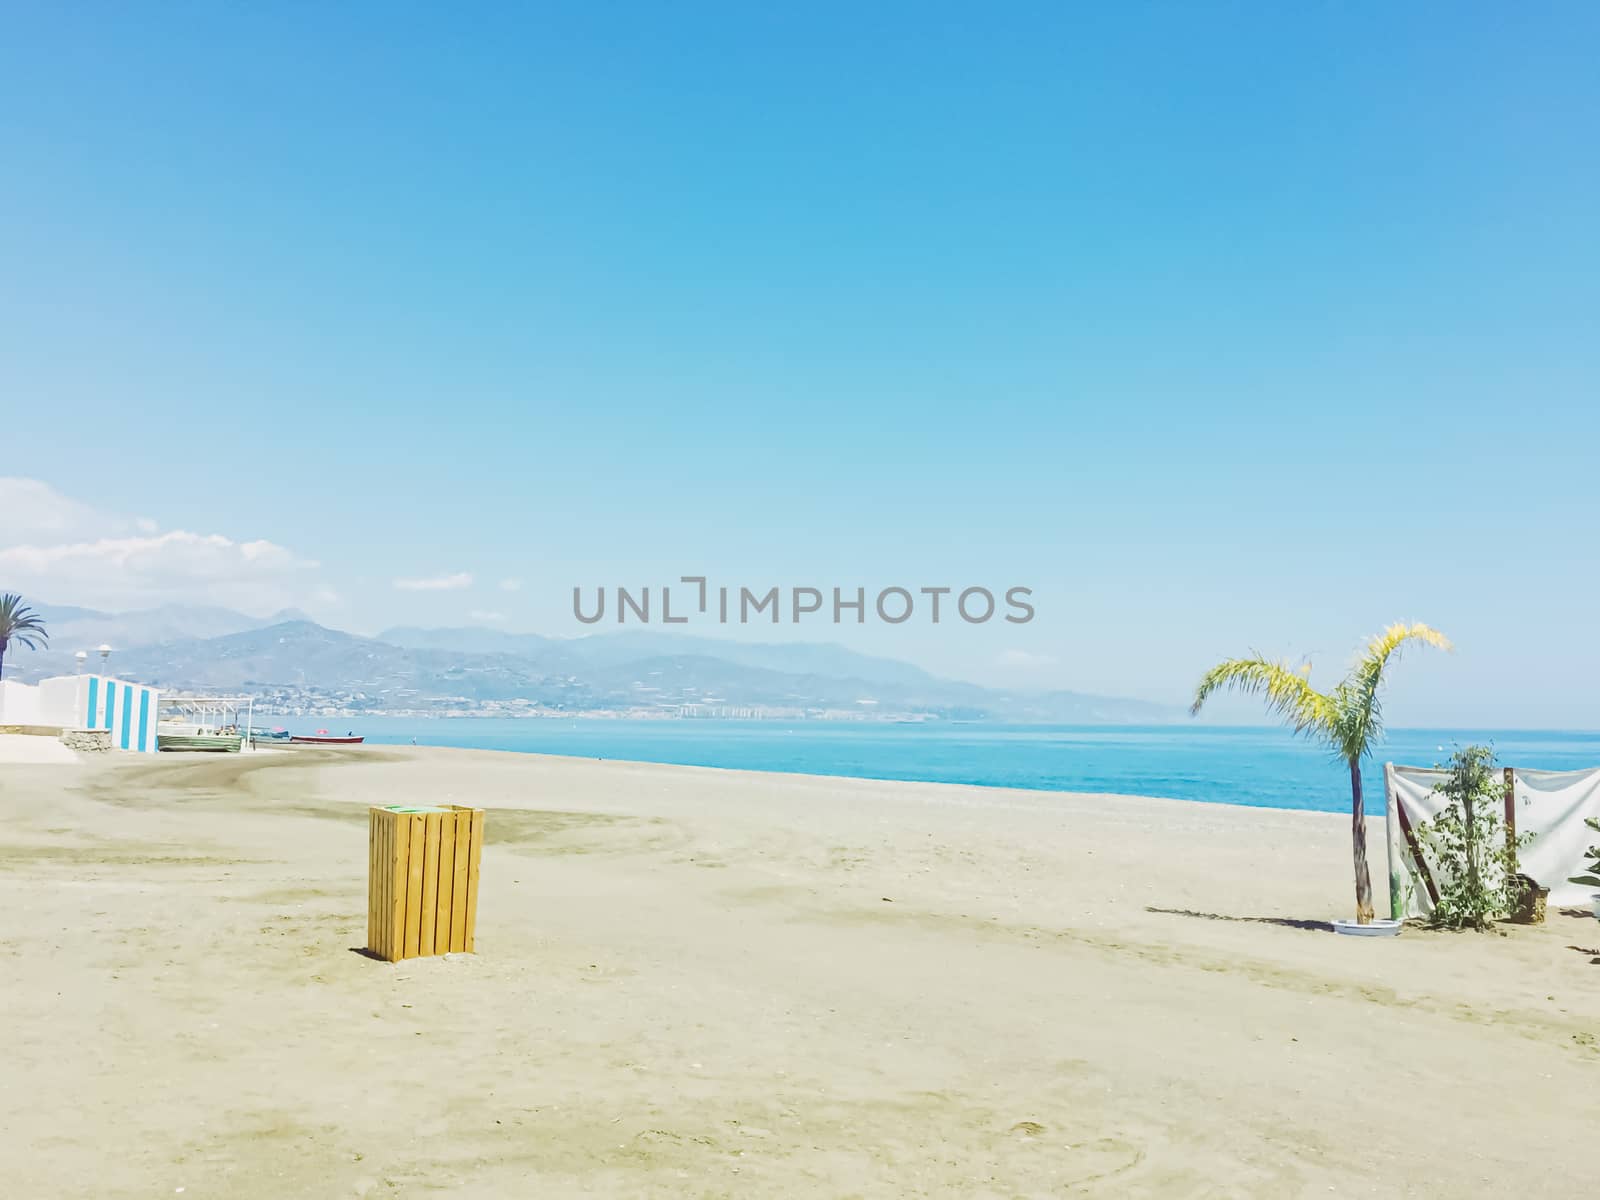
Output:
(60, 728), (112, 753)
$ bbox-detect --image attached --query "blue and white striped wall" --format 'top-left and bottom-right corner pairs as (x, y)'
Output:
(85, 675), (159, 752)
(37, 674), (161, 752)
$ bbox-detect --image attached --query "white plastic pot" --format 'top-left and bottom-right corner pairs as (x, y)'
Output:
(1332, 918), (1403, 937)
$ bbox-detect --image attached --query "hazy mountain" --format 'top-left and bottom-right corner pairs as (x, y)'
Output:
(100, 622), (595, 707)
(31, 602), (303, 650)
(10, 606), (1178, 722)
(29, 603), (106, 623)
(379, 626), (558, 656)
(381, 626), (939, 688)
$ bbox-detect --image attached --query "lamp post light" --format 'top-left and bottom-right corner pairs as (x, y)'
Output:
(75, 651), (88, 674)
(98, 644), (112, 673)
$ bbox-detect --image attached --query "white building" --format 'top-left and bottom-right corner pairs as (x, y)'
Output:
(0, 674), (162, 753)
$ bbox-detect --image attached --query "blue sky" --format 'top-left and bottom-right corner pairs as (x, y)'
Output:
(2, 3), (1597, 725)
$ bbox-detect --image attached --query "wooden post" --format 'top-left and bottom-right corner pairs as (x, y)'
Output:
(1503, 766), (1518, 869)
(464, 807), (484, 952)
(404, 817), (426, 960)
(449, 809), (472, 953)
(387, 813), (413, 962)
(433, 812), (456, 956)
(1383, 762), (1402, 919)
(366, 809), (377, 951)
(419, 811), (441, 953)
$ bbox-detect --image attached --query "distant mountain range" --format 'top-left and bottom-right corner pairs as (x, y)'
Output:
(10, 603), (1178, 723)
(35, 602), (315, 649)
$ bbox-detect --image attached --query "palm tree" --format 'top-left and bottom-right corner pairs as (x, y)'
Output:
(1190, 622), (1451, 924)
(0, 593), (49, 681)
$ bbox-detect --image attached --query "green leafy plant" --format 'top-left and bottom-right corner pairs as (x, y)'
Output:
(1392, 874), (1416, 919)
(1569, 818), (1600, 891)
(1418, 745), (1530, 931)
(0, 593), (49, 681)
(1191, 621), (1451, 923)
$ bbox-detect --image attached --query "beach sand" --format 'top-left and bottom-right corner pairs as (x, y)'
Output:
(0, 730), (80, 764)
(3, 745), (1596, 1197)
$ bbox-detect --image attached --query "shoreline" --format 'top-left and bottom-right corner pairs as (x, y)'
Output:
(22, 724), (1600, 814)
(218, 711), (1600, 733)
(331, 740), (1378, 823)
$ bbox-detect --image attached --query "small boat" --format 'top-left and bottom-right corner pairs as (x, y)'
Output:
(289, 729), (365, 745)
(158, 732), (243, 753)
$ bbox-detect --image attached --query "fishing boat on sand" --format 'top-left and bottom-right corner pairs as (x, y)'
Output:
(289, 730), (365, 745)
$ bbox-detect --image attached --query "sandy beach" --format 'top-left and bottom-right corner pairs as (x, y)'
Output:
(3, 744), (1596, 1198)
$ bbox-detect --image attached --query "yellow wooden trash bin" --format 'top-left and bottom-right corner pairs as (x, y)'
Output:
(368, 804), (484, 962)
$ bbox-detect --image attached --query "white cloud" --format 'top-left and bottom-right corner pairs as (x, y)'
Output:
(468, 610), (506, 623)
(0, 477), (121, 543)
(498, 578), (523, 592)
(0, 477), (321, 613)
(393, 572), (474, 592)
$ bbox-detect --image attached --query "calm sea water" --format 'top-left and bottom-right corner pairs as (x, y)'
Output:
(321, 718), (1600, 814)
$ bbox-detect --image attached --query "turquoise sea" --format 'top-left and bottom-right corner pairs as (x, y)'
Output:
(333, 719), (1600, 814)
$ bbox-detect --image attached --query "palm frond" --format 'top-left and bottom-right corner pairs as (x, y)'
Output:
(1337, 622), (1451, 758)
(0, 592), (49, 648)
(1191, 655), (1339, 743)
(1353, 622), (1452, 685)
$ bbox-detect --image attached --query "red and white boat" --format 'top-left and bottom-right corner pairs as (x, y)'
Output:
(289, 729), (365, 745)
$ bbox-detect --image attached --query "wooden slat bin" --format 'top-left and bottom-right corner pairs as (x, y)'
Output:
(367, 804), (484, 962)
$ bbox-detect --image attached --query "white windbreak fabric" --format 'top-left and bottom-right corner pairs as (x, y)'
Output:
(1385, 766), (1448, 919)
(1385, 764), (1600, 918)
(1512, 769), (1600, 907)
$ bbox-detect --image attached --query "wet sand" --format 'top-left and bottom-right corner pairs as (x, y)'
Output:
(3, 745), (1596, 1197)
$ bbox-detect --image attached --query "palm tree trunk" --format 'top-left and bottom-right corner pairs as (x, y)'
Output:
(1349, 756), (1374, 923)
(0, 638), (7, 682)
